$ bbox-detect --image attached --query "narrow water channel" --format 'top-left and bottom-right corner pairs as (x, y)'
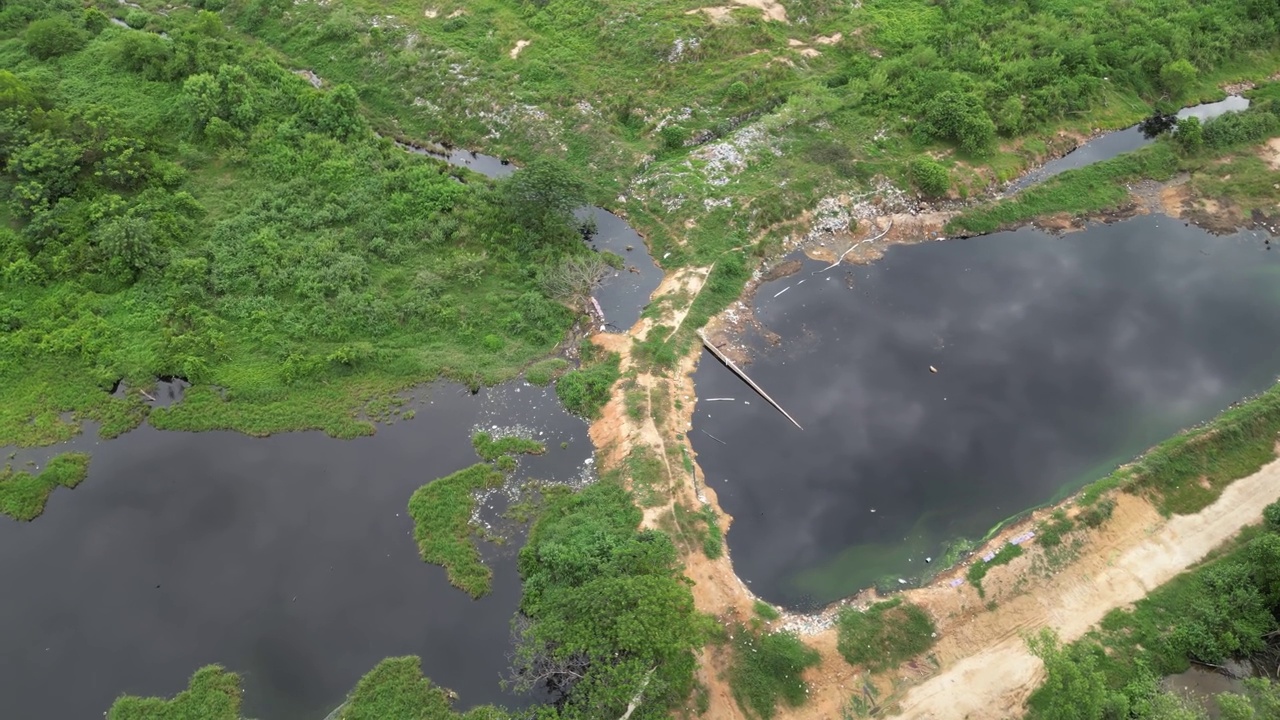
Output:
(0, 382), (592, 719)
(692, 216), (1280, 609)
(1007, 96), (1250, 191)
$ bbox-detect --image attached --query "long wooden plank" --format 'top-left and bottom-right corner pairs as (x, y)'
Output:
(698, 330), (803, 430)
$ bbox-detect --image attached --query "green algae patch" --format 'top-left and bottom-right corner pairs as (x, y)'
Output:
(1, 452), (91, 521)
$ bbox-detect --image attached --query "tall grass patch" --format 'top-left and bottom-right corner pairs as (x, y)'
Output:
(836, 597), (937, 671)
(728, 626), (821, 719)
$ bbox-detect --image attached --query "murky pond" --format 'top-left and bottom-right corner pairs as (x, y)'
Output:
(0, 381), (592, 719)
(692, 216), (1280, 608)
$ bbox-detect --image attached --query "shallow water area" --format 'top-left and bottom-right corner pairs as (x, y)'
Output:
(1008, 96), (1250, 192)
(692, 216), (1280, 609)
(579, 207), (664, 331)
(0, 381), (592, 719)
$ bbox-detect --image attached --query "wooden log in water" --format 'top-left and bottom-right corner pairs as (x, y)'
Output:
(698, 330), (803, 430)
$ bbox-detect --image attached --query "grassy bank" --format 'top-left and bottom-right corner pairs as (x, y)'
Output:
(949, 96), (1280, 235)
(1081, 383), (1280, 516)
(0, 452), (91, 521)
(1025, 505), (1280, 720)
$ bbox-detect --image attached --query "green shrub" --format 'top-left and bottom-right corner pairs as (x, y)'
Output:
(124, 10), (151, 29)
(1264, 501), (1280, 534)
(836, 598), (937, 671)
(910, 158), (950, 196)
(728, 628), (820, 719)
(661, 125), (689, 150)
(555, 350), (621, 418)
(726, 81), (749, 102)
(338, 657), (510, 720)
(24, 16), (86, 59)
(753, 600), (781, 621)
(920, 91), (996, 155)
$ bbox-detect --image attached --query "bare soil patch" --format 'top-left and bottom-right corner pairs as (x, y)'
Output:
(509, 40), (531, 59)
(1260, 137), (1280, 170)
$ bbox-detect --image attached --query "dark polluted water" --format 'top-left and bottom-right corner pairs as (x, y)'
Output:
(0, 381), (592, 719)
(691, 216), (1280, 609)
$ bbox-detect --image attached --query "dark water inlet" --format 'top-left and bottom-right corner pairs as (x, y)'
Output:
(1007, 96), (1250, 192)
(691, 216), (1280, 609)
(0, 381), (592, 719)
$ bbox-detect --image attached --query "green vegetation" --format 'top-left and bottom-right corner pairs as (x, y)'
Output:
(107, 665), (240, 720)
(624, 445), (667, 508)
(1026, 501), (1280, 719)
(753, 600), (781, 621)
(949, 99), (1280, 234)
(0, 452), (90, 521)
(1084, 383), (1280, 516)
(470, 431), (545, 462)
(337, 657), (507, 720)
(909, 157), (950, 197)
(513, 480), (702, 719)
(524, 358), (569, 386)
(1037, 510), (1076, 549)
(966, 542), (1024, 598)
(219, 0), (1280, 272)
(835, 597), (937, 672)
(669, 501), (724, 559)
(727, 626), (821, 720)
(0, 3), (595, 449)
(1077, 498), (1116, 530)
(555, 346), (621, 418)
(407, 463), (504, 598)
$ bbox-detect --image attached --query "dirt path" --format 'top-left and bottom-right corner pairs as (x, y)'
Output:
(877, 455), (1280, 720)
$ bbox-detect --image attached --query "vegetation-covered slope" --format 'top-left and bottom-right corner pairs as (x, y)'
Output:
(0, 0), (596, 447)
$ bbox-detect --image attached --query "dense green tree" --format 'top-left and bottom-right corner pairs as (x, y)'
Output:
(1160, 60), (1199, 99)
(23, 16), (85, 60)
(1028, 630), (1110, 720)
(1169, 561), (1275, 663)
(1174, 116), (1204, 153)
(499, 157), (587, 246)
(920, 91), (996, 155)
(513, 482), (700, 719)
(304, 83), (365, 140)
